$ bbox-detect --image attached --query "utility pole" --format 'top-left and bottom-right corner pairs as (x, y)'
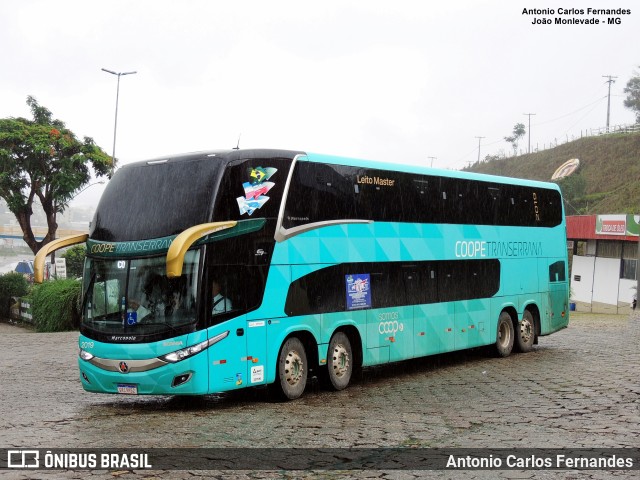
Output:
(523, 113), (536, 153)
(603, 75), (617, 132)
(427, 156), (437, 168)
(475, 136), (485, 163)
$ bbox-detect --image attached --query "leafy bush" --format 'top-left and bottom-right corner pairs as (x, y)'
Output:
(62, 244), (86, 278)
(31, 279), (81, 332)
(0, 272), (30, 318)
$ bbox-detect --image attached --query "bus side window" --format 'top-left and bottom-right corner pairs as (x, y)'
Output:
(549, 261), (566, 282)
(207, 265), (268, 323)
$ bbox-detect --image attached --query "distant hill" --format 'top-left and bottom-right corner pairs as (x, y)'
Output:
(464, 131), (640, 215)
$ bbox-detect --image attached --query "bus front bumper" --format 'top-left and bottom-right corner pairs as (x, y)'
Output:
(78, 352), (209, 395)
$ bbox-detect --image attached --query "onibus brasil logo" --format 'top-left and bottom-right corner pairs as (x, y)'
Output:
(236, 167), (277, 216)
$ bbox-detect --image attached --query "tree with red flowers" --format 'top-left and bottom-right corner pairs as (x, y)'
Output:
(0, 96), (113, 254)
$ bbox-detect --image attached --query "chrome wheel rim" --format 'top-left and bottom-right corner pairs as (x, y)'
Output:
(520, 317), (534, 344)
(498, 321), (511, 348)
(331, 343), (350, 379)
(284, 350), (304, 386)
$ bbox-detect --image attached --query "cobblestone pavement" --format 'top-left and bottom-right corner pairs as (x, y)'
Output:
(1, 313), (638, 479)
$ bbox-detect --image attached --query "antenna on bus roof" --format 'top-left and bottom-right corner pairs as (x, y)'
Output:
(233, 133), (241, 150)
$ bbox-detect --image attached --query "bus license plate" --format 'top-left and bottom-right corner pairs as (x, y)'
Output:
(117, 384), (138, 395)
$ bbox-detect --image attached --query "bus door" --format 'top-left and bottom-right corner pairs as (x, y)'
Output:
(208, 314), (248, 392)
(245, 311), (269, 387)
(547, 260), (569, 331)
(206, 263), (269, 392)
(240, 263), (274, 388)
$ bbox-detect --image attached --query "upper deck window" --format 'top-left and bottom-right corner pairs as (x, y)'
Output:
(282, 161), (562, 229)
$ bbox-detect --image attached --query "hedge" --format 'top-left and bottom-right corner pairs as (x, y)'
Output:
(0, 272), (30, 318)
(30, 279), (82, 332)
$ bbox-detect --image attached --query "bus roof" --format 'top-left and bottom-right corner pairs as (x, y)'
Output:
(121, 149), (559, 193)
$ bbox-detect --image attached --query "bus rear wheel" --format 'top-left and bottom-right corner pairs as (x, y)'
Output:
(327, 332), (353, 391)
(495, 312), (514, 357)
(276, 337), (308, 400)
(516, 310), (536, 352)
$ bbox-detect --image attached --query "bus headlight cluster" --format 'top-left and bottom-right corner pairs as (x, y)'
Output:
(79, 349), (94, 361)
(158, 331), (229, 364)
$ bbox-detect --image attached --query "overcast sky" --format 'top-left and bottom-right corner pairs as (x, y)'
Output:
(1, 0), (638, 207)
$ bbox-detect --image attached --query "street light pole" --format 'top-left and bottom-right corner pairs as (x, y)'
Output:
(102, 68), (137, 174)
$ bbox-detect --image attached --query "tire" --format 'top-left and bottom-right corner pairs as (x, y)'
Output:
(275, 337), (308, 400)
(327, 332), (353, 391)
(516, 310), (536, 353)
(495, 311), (514, 357)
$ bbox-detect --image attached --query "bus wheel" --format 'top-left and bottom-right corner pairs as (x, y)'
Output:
(495, 312), (514, 357)
(516, 310), (535, 353)
(327, 332), (353, 391)
(276, 337), (308, 400)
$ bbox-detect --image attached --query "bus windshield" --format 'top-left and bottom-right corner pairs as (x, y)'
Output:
(81, 251), (200, 336)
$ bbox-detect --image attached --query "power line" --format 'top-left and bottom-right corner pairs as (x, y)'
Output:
(533, 96), (606, 126)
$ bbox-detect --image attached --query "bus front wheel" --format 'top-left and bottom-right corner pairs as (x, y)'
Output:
(327, 332), (353, 391)
(276, 337), (308, 400)
(495, 312), (514, 357)
(516, 310), (536, 353)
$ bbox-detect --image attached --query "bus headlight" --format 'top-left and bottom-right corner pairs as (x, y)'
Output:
(158, 330), (229, 363)
(79, 349), (94, 361)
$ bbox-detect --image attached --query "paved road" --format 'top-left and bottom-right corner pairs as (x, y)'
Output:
(1, 313), (638, 479)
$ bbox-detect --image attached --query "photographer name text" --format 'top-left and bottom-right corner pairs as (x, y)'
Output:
(523, 7), (631, 25)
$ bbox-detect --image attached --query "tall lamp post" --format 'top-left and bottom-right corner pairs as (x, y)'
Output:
(101, 68), (137, 174)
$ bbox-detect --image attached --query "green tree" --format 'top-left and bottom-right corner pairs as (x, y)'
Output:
(0, 96), (113, 254)
(62, 244), (86, 278)
(623, 68), (640, 123)
(504, 123), (526, 156)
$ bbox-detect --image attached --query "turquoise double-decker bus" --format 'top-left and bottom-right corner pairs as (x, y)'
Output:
(35, 149), (569, 400)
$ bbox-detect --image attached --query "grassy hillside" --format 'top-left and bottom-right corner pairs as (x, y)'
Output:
(465, 132), (640, 214)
